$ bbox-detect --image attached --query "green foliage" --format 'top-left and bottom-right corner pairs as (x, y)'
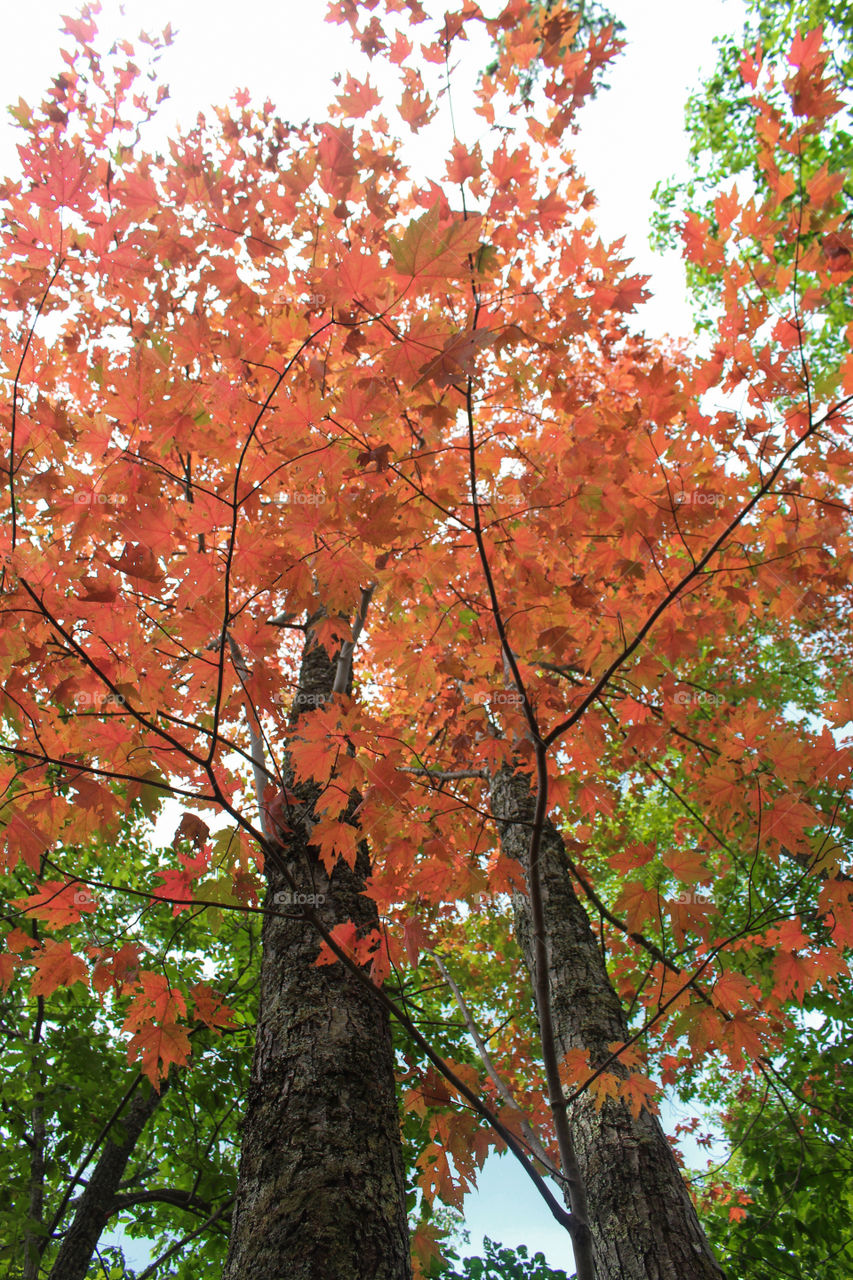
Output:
(700, 998), (853, 1279)
(648, 4), (853, 1269)
(651, 0), (852, 365)
(438, 1235), (574, 1280)
(0, 810), (256, 1278)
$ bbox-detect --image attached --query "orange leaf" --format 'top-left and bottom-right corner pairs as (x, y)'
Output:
(29, 940), (88, 997)
(615, 881), (660, 933)
(127, 1020), (192, 1088)
(13, 880), (97, 925)
(189, 982), (237, 1031)
(0, 953), (20, 990)
(122, 972), (187, 1032)
(310, 817), (360, 871)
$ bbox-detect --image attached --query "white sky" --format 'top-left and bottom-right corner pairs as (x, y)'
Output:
(1, 0), (745, 1270)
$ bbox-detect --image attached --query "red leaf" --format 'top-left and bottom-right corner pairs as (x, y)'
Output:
(29, 940), (88, 997)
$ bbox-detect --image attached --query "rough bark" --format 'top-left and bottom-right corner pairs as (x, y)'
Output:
(222, 631), (411, 1280)
(491, 769), (726, 1280)
(48, 1079), (166, 1280)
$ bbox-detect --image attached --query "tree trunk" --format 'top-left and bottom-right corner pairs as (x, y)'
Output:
(491, 769), (725, 1280)
(22, 1087), (45, 1280)
(48, 1079), (166, 1280)
(222, 632), (411, 1280)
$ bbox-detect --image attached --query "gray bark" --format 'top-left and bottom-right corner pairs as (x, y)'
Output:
(222, 632), (411, 1280)
(491, 769), (726, 1280)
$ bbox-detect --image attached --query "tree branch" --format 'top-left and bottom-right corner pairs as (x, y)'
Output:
(428, 949), (560, 1177)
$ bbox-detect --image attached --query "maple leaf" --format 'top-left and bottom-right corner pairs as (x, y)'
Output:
(309, 816), (360, 872)
(122, 972), (187, 1032)
(155, 844), (211, 913)
(172, 813), (210, 850)
(29, 940), (88, 997)
(608, 842), (655, 875)
(127, 1021), (192, 1088)
(2, 812), (48, 872)
(663, 847), (710, 886)
(289, 705), (349, 787)
(446, 139), (483, 185)
(356, 443), (394, 471)
(711, 969), (758, 1016)
(0, 951), (21, 990)
(5, 928), (35, 953)
(262, 789), (294, 840)
(189, 981), (237, 1031)
(618, 1072), (660, 1120)
(417, 328), (498, 388)
(315, 920), (360, 967)
(588, 1070), (623, 1112)
(722, 1011), (767, 1069)
(334, 73), (381, 118)
(771, 949), (818, 1004)
(389, 202), (482, 278)
(104, 542), (164, 583)
(402, 914), (432, 965)
(615, 880), (659, 933)
(13, 880), (97, 925)
(91, 943), (141, 995)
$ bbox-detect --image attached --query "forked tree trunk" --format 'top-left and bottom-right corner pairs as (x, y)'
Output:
(222, 633), (411, 1280)
(491, 769), (726, 1280)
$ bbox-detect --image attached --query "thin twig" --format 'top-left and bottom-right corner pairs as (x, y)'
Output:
(428, 949), (560, 1177)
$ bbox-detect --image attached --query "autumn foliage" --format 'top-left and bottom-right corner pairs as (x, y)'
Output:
(1, 0), (852, 1273)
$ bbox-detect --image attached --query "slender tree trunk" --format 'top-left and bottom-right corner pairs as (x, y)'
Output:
(48, 1079), (166, 1280)
(22, 1089), (45, 1280)
(491, 769), (726, 1280)
(222, 632), (411, 1280)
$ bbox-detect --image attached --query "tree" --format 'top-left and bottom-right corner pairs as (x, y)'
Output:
(649, 1), (853, 1269)
(1, 3), (851, 1279)
(0, 809), (252, 1279)
(652, 0), (852, 368)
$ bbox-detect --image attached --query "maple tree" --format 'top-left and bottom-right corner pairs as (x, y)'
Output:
(648, 3), (853, 1272)
(652, 0), (852, 370)
(1, 2), (852, 1279)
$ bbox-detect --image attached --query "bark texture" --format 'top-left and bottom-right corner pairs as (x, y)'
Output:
(48, 1079), (165, 1280)
(491, 769), (726, 1280)
(222, 633), (411, 1280)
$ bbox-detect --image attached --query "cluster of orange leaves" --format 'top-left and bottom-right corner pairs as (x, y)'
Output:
(0, 0), (851, 1211)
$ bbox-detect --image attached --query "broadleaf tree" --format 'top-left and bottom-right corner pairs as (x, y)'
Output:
(650, 0), (853, 1273)
(1, 3), (852, 1279)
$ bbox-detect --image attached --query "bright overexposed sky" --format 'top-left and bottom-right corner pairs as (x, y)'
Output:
(3, 0), (747, 340)
(1, 0), (745, 1271)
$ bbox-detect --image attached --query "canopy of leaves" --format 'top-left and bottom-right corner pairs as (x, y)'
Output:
(0, 1), (851, 1275)
(652, 0), (853, 371)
